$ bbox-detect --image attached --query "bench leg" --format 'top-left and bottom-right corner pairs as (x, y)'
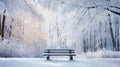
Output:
(47, 56), (50, 60)
(70, 56), (73, 60)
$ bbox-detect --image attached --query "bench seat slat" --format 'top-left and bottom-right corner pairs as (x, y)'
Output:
(44, 54), (76, 56)
(45, 50), (75, 51)
(44, 51), (75, 53)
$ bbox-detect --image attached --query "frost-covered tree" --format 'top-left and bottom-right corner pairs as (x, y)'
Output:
(0, 0), (120, 57)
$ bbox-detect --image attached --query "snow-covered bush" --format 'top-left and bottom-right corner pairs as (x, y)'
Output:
(0, 39), (45, 57)
(77, 49), (120, 58)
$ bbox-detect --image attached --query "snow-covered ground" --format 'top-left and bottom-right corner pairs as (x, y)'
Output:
(0, 58), (119, 67)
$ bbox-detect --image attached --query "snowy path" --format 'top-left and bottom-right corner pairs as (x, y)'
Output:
(0, 58), (120, 67)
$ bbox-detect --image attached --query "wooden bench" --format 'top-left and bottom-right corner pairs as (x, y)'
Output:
(43, 49), (76, 60)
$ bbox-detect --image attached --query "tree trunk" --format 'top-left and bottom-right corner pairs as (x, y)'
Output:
(115, 23), (119, 51)
(99, 22), (103, 49)
(83, 39), (86, 52)
(108, 14), (116, 51)
(1, 15), (6, 40)
(0, 15), (1, 36)
(104, 22), (107, 49)
(9, 19), (14, 38)
(93, 30), (96, 51)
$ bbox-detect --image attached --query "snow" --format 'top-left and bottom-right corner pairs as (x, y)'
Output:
(77, 50), (120, 58)
(0, 58), (119, 67)
(0, 39), (45, 57)
(0, 0), (120, 58)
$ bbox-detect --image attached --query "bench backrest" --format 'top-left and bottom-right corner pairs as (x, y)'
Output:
(44, 49), (76, 56)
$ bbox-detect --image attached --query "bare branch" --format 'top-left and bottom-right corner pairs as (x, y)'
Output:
(83, 6), (120, 16)
(110, 6), (120, 10)
(105, 8), (120, 15)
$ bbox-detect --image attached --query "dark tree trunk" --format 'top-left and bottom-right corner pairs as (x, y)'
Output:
(86, 37), (89, 52)
(83, 39), (86, 52)
(89, 30), (92, 51)
(104, 39), (107, 49)
(108, 14), (116, 51)
(0, 15), (1, 36)
(99, 22), (103, 49)
(93, 30), (96, 51)
(1, 15), (6, 40)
